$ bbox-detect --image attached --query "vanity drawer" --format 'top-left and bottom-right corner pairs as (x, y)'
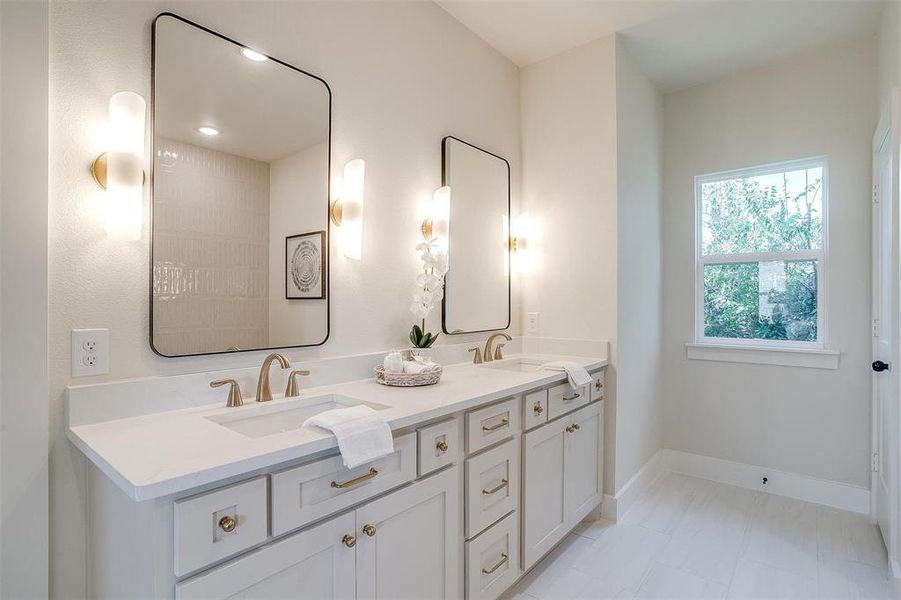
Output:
(466, 398), (518, 455)
(465, 438), (519, 538)
(174, 476), (268, 577)
(418, 418), (459, 476)
(522, 389), (548, 430)
(547, 382), (589, 421)
(271, 432), (416, 537)
(465, 511), (520, 600)
(590, 370), (606, 401)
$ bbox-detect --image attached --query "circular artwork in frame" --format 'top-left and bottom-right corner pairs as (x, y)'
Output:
(286, 231), (326, 299)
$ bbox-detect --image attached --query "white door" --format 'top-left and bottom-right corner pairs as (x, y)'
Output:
(175, 511), (356, 599)
(522, 416), (568, 569)
(872, 92), (900, 564)
(564, 402), (603, 527)
(355, 466), (460, 600)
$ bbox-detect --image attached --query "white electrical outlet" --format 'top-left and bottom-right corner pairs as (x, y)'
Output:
(72, 328), (109, 377)
(527, 312), (540, 334)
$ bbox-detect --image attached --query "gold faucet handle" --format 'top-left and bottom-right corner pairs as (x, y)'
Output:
(494, 343), (506, 360)
(468, 347), (483, 364)
(285, 370), (311, 397)
(210, 379), (243, 408)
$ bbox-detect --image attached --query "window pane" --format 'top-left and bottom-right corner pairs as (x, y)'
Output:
(701, 166), (823, 255)
(704, 260), (817, 342)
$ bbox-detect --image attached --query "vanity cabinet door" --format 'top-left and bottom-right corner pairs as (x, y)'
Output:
(355, 466), (460, 600)
(175, 511), (355, 600)
(564, 402), (603, 527)
(522, 417), (568, 570)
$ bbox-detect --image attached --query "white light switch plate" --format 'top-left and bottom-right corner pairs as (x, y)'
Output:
(72, 328), (109, 377)
(527, 312), (539, 334)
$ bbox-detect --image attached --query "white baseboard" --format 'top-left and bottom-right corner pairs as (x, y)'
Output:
(661, 449), (870, 515)
(605, 450), (665, 521)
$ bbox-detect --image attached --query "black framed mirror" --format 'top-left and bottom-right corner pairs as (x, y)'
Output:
(150, 14), (331, 357)
(441, 136), (512, 334)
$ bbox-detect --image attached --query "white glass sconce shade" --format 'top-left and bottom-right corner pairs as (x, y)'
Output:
(330, 159), (365, 260)
(103, 91), (146, 241)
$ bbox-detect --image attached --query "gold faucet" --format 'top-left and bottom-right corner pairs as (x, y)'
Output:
(256, 353), (291, 402)
(285, 369), (311, 397)
(483, 333), (512, 363)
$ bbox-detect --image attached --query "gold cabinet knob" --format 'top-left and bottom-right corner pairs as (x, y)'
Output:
(565, 425), (575, 433)
(572, 423), (581, 431)
(218, 515), (237, 533)
(436, 440), (449, 453)
(595, 379), (603, 391)
(533, 402), (544, 415)
(342, 534), (356, 548)
(362, 524), (377, 537)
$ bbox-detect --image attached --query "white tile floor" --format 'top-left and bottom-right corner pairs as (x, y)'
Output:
(505, 472), (899, 599)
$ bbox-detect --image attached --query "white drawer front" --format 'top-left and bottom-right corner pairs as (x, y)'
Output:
(465, 439), (519, 538)
(174, 476), (268, 577)
(465, 511), (520, 600)
(522, 389), (548, 431)
(547, 382), (589, 421)
(466, 398), (518, 454)
(418, 418), (459, 476)
(590, 370), (605, 401)
(271, 432), (416, 537)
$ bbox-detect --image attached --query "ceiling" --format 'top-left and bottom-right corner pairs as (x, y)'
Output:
(436, 0), (885, 91)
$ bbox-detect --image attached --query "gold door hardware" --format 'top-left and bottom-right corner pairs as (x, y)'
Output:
(595, 379), (603, 392)
(342, 534), (356, 548)
(218, 515), (237, 533)
(482, 479), (509, 495)
(562, 392), (581, 402)
(572, 423), (581, 430)
(436, 440), (449, 453)
(362, 524), (377, 537)
(331, 467), (379, 489)
(482, 418), (509, 432)
(210, 379), (243, 408)
(481, 553), (509, 575)
(533, 403), (544, 415)
(566, 425), (575, 433)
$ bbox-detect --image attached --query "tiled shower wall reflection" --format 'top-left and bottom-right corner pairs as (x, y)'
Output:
(153, 139), (270, 355)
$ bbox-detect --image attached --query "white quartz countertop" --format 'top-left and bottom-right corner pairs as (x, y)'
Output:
(67, 354), (604, 501)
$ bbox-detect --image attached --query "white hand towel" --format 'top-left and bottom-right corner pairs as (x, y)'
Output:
(545, 361), (592, 390)
(402, 360), (438, 374)
(303, 405), (394, 469)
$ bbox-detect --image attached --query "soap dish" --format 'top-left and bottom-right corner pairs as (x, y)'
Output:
(374, 365), (442, 387)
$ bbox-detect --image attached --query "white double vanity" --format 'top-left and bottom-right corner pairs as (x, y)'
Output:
(68, 353), (606, 599)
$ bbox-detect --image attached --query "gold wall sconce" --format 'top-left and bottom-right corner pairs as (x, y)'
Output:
(329, 158), (365, 260)
(91, 91), (147, 241)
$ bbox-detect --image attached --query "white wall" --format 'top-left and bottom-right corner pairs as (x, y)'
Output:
(49, 2), (520, 596)
(878, 0), (901, 123)
(614, 39), (663, 492)
(661, 37), (877, 488)
(1, 1), (50, 597)
(520, 36), (618, 492)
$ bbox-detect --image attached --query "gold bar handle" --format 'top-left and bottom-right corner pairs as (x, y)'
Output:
(562, 392), (581, 402)
(331, 467), (379, 489)
(482, 478), (509, 495)
(482, 417), (509, 432)
(481, 553), (509, 575)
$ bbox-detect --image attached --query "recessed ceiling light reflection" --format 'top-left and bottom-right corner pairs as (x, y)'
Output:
(197, 126), (220, 136)
(241, 48), (268, 62)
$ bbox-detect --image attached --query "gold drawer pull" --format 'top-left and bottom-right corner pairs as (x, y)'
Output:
(436, 440), (449, 453)
(482, 553), (508, 575)
(562, 392), (581, 402)
(218, 515), (237, 533)
(342, 534), (356, 548)
(482, 479), (509, 495)
(332, 467), (379, 489)
(482, 418), (509, 432)
(362, 524), (377, 537)
(533, 403), (544, 415)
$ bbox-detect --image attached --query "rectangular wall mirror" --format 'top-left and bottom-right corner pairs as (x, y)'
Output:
(441, 136), (511, 334)
(151, 14), (331, 357)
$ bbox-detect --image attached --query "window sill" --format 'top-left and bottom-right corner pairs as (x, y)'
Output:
(685, 343), (840, 370)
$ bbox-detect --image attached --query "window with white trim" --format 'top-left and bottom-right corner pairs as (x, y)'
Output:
(695, 157), (826, 348)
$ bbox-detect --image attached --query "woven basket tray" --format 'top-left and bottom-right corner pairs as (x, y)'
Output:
(374, 365), (442, 387)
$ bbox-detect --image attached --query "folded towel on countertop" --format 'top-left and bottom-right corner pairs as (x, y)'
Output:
(402, 359), (440, 374)
(303, 405), (394, 469)
(544, 361), (593, 391)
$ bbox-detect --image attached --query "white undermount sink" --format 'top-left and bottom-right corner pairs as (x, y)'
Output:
(206, 394), (389, 439)
(480, 357), (548, 373)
